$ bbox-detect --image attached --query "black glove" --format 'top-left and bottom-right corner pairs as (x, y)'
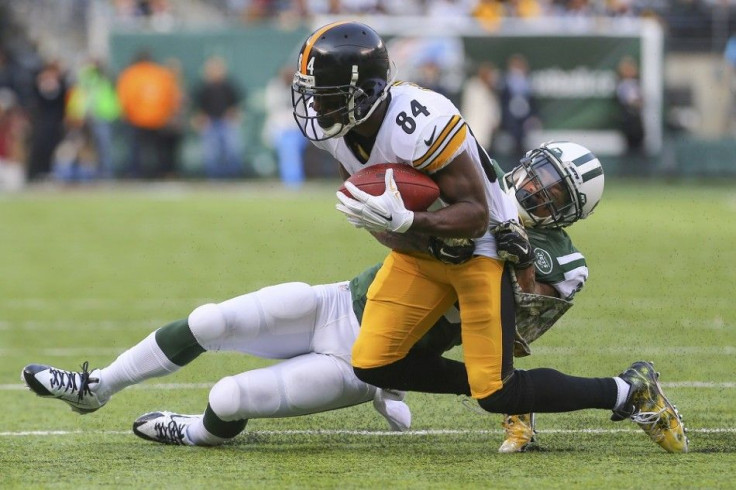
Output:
(428, 237), (475, 265)
(492, 220), (535, 269)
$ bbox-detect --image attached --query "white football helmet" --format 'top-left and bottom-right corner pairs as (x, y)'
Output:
(504, 141), (604, 228)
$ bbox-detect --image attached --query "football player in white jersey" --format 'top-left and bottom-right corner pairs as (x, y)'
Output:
(292, 21), (688, 453)
(20, 141), (685, 452)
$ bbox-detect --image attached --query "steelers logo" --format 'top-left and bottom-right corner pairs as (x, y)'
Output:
(534, 248), (554, 274)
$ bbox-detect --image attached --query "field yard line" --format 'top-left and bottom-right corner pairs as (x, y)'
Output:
(3, 381), (735, 391)
(0, 428), (733, 437)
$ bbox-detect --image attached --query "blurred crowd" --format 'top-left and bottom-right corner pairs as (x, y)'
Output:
(0, 40), (247, 188)
(214, 0), (667, 22)
(0, 0), (733, 190)
(107, 0), (706, 27)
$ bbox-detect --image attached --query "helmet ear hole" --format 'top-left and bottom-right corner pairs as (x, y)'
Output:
(353, 88), (369, 119)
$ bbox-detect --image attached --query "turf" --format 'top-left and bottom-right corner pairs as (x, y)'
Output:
(1, 179), (735, 489)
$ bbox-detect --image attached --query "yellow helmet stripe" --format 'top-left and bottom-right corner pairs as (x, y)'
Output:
(300, 21), (351, 75)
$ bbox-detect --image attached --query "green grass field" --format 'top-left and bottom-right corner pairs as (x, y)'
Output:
(1, 179), (735, 489)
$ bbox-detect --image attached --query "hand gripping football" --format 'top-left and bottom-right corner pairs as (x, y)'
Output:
(339, 163), (440, 212)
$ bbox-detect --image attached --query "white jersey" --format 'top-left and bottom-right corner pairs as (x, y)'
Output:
(315, 82), (518, 259)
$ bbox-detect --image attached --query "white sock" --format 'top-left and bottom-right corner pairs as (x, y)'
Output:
(613, 376), (631, 411)
(94, 331), (180, 401)
(186, 417), (229, 446)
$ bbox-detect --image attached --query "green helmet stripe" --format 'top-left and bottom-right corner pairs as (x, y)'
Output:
(581, 166), (603, 183)
(572, 152), (596, 166)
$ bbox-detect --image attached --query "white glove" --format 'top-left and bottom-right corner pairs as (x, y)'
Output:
(373, 389), (411, 432)
(335, 168), (415, 233)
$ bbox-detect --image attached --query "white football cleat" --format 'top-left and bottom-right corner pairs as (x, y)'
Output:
(373, 388), (411, 431)
(133, 411), (199, 445)
(21, 362), (107, 414)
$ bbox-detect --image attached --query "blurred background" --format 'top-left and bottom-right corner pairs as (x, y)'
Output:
(1, 0), (735, 190)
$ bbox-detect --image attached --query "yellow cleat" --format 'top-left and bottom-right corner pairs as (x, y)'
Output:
(498, 413), (536, 453)
(612, 361), (689, 453)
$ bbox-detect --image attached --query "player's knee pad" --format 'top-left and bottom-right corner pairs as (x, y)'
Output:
(477, 370), (534, 415)
(188, 303), (227, 349)
(208, 376), (242, 422)
(256, 282), (316, 323)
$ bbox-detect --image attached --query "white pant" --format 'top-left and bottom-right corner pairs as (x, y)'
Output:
(193, 281), (377, 419)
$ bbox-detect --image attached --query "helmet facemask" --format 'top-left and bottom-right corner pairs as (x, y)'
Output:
(292, 64), (393, 141)
(507, 148), (581, 228)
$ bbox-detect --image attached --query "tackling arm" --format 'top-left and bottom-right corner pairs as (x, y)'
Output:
(514, 265), (559, 297)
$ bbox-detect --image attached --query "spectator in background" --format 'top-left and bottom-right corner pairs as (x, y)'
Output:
(614, 55), (644, 156)
(160, 57), (187, 178)
(461, 61), (500, 153)
(263, 65), (307, 188)
(507, 0), (543, 17)
(416, 61), (453, 100)
(27, 60), (68, 182)
(0, 88), (29, 191)
(192, 55), (244, 179)
(0, 48), (20, 100)
(65, 60), (121, 179)
(499, 53), (540, 159)
(117, 50), (182, 178)
(473, 0), (505, 31)
(426, 0), (475, 17)
(723, 35), (736, 134)
(51, 116), (98, 183)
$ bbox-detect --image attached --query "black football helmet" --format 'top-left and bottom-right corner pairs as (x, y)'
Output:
(291, 21), (393, 141)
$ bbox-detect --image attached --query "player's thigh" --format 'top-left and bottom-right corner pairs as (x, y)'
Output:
(311, 282), (360, 359)
(353, 252), (456, 368)
(452, 257), (514, 398)
(211, 353), (374, 419)
(198, 282), (320, 357)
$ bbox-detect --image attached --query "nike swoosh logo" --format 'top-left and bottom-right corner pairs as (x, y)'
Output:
(424, 126), (437, 146)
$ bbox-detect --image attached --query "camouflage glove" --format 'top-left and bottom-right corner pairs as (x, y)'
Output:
(428, 237), (475, 265)
(492, 220), (535, 269)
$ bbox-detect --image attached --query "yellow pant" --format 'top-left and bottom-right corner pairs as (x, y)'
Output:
(351, 251), (507, 399)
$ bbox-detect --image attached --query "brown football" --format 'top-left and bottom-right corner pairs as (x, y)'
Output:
(339, 163), (440, 212)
